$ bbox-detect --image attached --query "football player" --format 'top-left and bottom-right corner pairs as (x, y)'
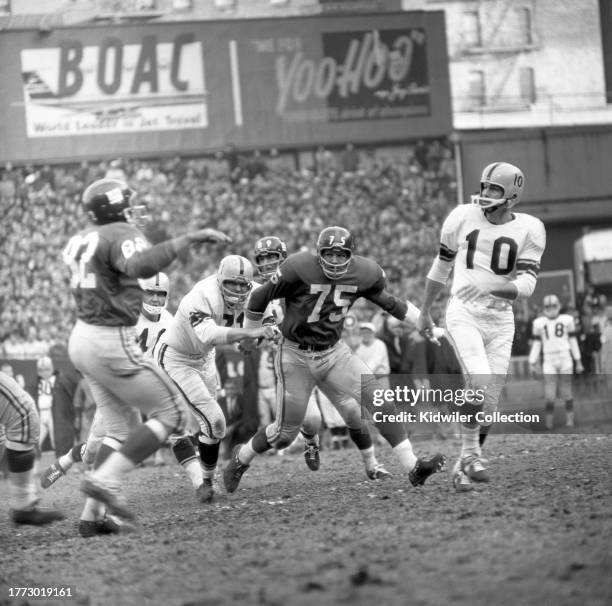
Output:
(223, 226), (446, 494)
(529, 294), (583, 429)
(40, 272), (175, 512)
(1, 370), (65, 525)
(417, 162), (546, 492)
(36, 355), (56, 452)
(253, 235), (390, 480)
(63, 177), (231, 529)
(154, 255), (278, 503)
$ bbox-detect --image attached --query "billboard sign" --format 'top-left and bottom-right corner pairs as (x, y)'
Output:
(0, 11), (451, 162)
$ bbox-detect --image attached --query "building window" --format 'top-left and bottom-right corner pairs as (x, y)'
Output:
(517, 7), (534, 45)
(468, 70), (486, 107)
(520, 66), (536, 104)
(463, 11), (482, 48)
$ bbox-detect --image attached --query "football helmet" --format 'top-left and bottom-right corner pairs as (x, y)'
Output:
(543, 294), (561, 319)
(138, 272), (169, 316)
(217, 255), (254, 311)
(471, 162), (524, 211)
(82, 178), (148, 226)
(254, 236), (288, 280)
(316, 226), (354, 280)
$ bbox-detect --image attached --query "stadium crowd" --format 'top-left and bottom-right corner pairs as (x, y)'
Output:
(0, 138), (608, 376)
(0, 139), (456, 357)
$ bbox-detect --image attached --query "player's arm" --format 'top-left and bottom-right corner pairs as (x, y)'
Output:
(116, 228), (231, 279)
(362, 269), (442, 342)
(528, 321), (542, 370)
(509, 220), (546, 299)
(244, 261), (299, 328)
(190, 311), (278, 346)
(417, 212), (459, 333)
(567, 318), (584, 373)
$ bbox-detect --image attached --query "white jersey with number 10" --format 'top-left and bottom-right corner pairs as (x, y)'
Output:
(439, 204), (545, 295)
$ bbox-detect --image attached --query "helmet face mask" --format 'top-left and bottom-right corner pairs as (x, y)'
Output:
(470, 162), (524, 213)
(543, 294), (561, 319)
(316, 226), (354, 280)
(254, 236), (288, 280)
(139, 272), (169, 316)
(83, 178), (148, 227)
(217, 255), (254, 312)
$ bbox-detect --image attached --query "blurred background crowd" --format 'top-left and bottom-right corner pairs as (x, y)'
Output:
(1, 139), (609, 375)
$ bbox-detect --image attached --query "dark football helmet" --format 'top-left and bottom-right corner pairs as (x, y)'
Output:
(316, 226), (354, 279)
(82, 178), (147, 226)
(253, 236), (288, 280)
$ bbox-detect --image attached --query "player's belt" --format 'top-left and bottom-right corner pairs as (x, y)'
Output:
(285, 339), (334, 352)
(477, 296), (511, 310)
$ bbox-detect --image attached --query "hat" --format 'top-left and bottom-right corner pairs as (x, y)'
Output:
(359, 322), (376, 333)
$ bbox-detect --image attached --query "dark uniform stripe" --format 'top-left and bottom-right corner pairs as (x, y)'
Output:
(439, 244), (457, 262)
(268, 338), (287, 443)
(157, 344), (213, 436)
(485, 162), (501, 181)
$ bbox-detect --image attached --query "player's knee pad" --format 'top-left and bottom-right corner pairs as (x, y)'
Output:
(6, 447), (35, 473)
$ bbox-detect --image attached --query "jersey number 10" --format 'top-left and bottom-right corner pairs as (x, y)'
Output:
(465, 229), (518, 275)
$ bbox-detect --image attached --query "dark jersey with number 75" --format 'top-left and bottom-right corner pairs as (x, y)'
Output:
(62, 222), (178, 327)
(246, 251), (408, 347)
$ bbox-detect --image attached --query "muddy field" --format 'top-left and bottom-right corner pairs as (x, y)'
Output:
(1, 430), (611, 606)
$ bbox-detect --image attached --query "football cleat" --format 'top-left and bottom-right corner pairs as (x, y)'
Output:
(366, 462), (392, 481)
(80, 474), (134, 520)
(196, 478), (214, 503)
(78, 515), (122, 538)
(408, 453), (446, 487)
(40, 460), (66, 489)
(303, 443), (320, 471)
(223, 445), (250, 493)
(462, 454), (490, 483)
(452, 459), (474, 493)
(12, 505), (65, 526)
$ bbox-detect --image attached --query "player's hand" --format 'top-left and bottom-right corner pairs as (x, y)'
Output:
(416, 312), (441, 345)
(574, 360), (584, 374)
(456, 282), (491, 303)
(187, 228), (232, 244)
(529, 362), (540, 378)
(416, 311), (434, 335)
(237, 338), (259, 355)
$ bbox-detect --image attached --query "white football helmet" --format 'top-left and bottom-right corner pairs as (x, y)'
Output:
(139, 272), (169, 316)
(543, 294), (561, 319)
(217, 255), (254, 311)
(471, 162), (524, 211)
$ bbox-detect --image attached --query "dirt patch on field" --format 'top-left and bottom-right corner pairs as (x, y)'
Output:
(1, 432), (611, 606)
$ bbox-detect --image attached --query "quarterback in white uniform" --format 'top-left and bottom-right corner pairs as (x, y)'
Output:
(154, 255), (277, 503)
(418, 162), (546, 492)
(529, 294), (583, 429)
